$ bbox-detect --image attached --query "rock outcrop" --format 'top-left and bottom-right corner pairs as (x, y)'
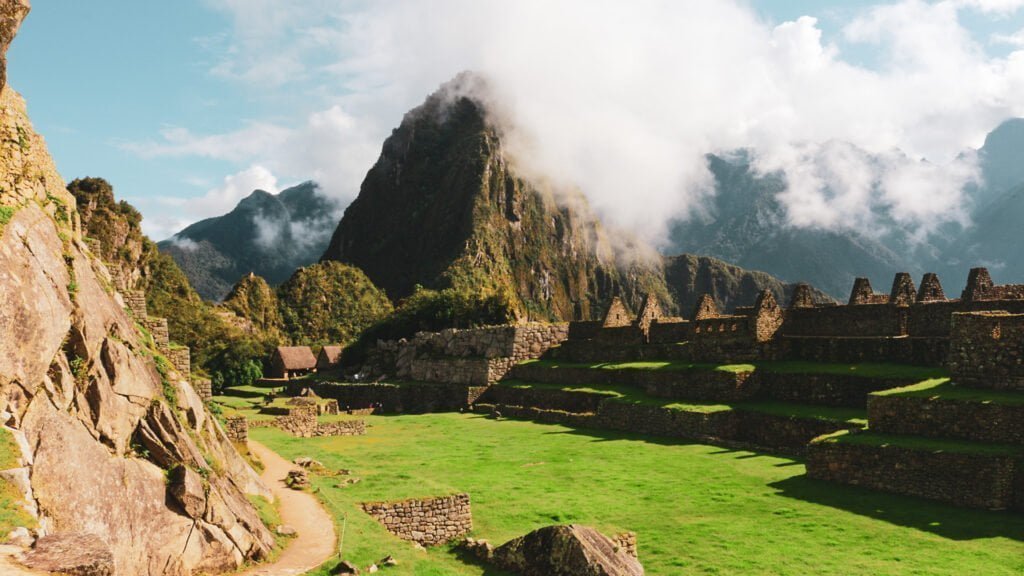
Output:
(489, 524), (644, 576)
(0, 0), (28, 91)
(0, 5), (275, 573)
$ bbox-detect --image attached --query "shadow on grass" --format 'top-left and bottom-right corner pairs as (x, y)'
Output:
(770, 475), (1024, 541)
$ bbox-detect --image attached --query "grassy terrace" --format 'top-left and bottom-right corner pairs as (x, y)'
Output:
(252, 414), (1024, 575)
(818, 430), (1024, 457)
(521, 359), (946, 380)
(519, 359), (755, 373)
(500, 379), (733, 413)
(874, 378), (1024, 405)
(498, 380), (866, 423)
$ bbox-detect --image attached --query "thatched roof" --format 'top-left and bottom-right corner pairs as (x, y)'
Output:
(317, 345), (344, 368)
(273, 346), (316, 370)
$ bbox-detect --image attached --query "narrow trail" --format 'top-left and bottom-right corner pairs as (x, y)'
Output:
(240, 441), (338, 576)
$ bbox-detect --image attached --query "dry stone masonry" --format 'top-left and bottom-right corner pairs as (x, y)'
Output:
(273, 405), (366, 438)
(224, 415), (249, 443)
(370, 322), (569, 385)
(361, 493), (472, 546)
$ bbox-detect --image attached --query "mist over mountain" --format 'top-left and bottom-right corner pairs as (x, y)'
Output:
(158, 181), (339, 300)
(321, 76), (820, 319)
(669, 117), (1024, 298)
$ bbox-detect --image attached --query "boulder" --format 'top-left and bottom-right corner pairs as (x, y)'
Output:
(22, 532), (115, 576)
(4, 526), (32, 547)
(491, 524), (644, 576)
(167, 465), (207, 519)
(332, 559), (360, 574)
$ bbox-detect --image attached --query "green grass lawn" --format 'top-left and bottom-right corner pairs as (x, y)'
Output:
(251, 413), (1024, 575)
(874, 378), (1024, 406)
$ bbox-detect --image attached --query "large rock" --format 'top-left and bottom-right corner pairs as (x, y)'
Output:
(491, 524), (644, 576)
(0, 11), (276, 573)
(22, 532), (115, 576)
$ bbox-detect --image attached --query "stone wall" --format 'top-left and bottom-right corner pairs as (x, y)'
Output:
(361, 494), (472, 546)
(143, 317), (169, 350)
(806, 438), (1023, 510)
(224, 415), (248, 443)
(948, 312), (1024, 390)
(125, 290), (148, 319)
(477, 391), (857, 455)
(273, 405), (366, 438)
(192, 378), (212, 401)
(759, 372), (920, 408)
(297, 381), (487, 414)
(383, 323), (569, 385)
(168, 346), (190, 378)
(732, 410), (863, 455)
(782, 304), (907, 337)
(509, 363), (760, 402)
(779, 336), (948, 366)
(868, 393), (1024, 445)
(648, 320), (691, 344)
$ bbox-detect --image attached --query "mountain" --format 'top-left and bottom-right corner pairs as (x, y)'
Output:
(669, 152), (917, 298)
(0, 5), (274, 572)
(159, 181), (339, 301)
(663, 253), (819, 313)
(322, 75), (816, 320)
(955, 118), (1024, 279)
(972, 118), (1024, 211)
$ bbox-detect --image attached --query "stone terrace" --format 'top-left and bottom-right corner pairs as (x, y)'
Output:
(280, 266), (1024, 511)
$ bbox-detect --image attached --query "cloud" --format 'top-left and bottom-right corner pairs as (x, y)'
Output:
(149, 0), (1024, 247)
(993, 28), (1024, 45)
(953, 0), (1024, 15)
(166, 236), (200, 252)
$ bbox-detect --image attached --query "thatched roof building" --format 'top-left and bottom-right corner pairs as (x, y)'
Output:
(269, 346), (317, 379)
(317, 345), (344, 371)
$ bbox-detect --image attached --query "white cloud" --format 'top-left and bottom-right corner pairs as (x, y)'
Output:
(187, 164), (279, 219)
(953, 0), (1024, 15)
(993, 28), (1024, 45)
(143, 0), (1024, 246)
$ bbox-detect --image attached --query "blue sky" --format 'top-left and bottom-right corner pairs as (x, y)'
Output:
(7, 1), (1024, 242)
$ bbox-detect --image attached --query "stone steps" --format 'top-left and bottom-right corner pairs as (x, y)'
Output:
(807, 431), (1024, 511)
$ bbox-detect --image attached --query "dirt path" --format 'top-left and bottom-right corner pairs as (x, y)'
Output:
(240, 441), (338, 576)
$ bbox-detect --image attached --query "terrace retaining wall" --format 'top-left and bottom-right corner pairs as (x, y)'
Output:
(361, 494), (472, 546)
(758, 372), (916, 408)
(806, 438), (1023, 510)
(868, 393), (1024, 445)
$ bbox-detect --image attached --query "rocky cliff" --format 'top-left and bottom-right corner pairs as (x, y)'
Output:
(323, 76), (818, 319)
(0, 5), (276, 573)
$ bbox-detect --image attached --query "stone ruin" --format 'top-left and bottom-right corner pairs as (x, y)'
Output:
(555, 267), (1024, 368)
(273, 404), (366, 438)
(361, 493), (472, 547)
(367, 323), (569, 386)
